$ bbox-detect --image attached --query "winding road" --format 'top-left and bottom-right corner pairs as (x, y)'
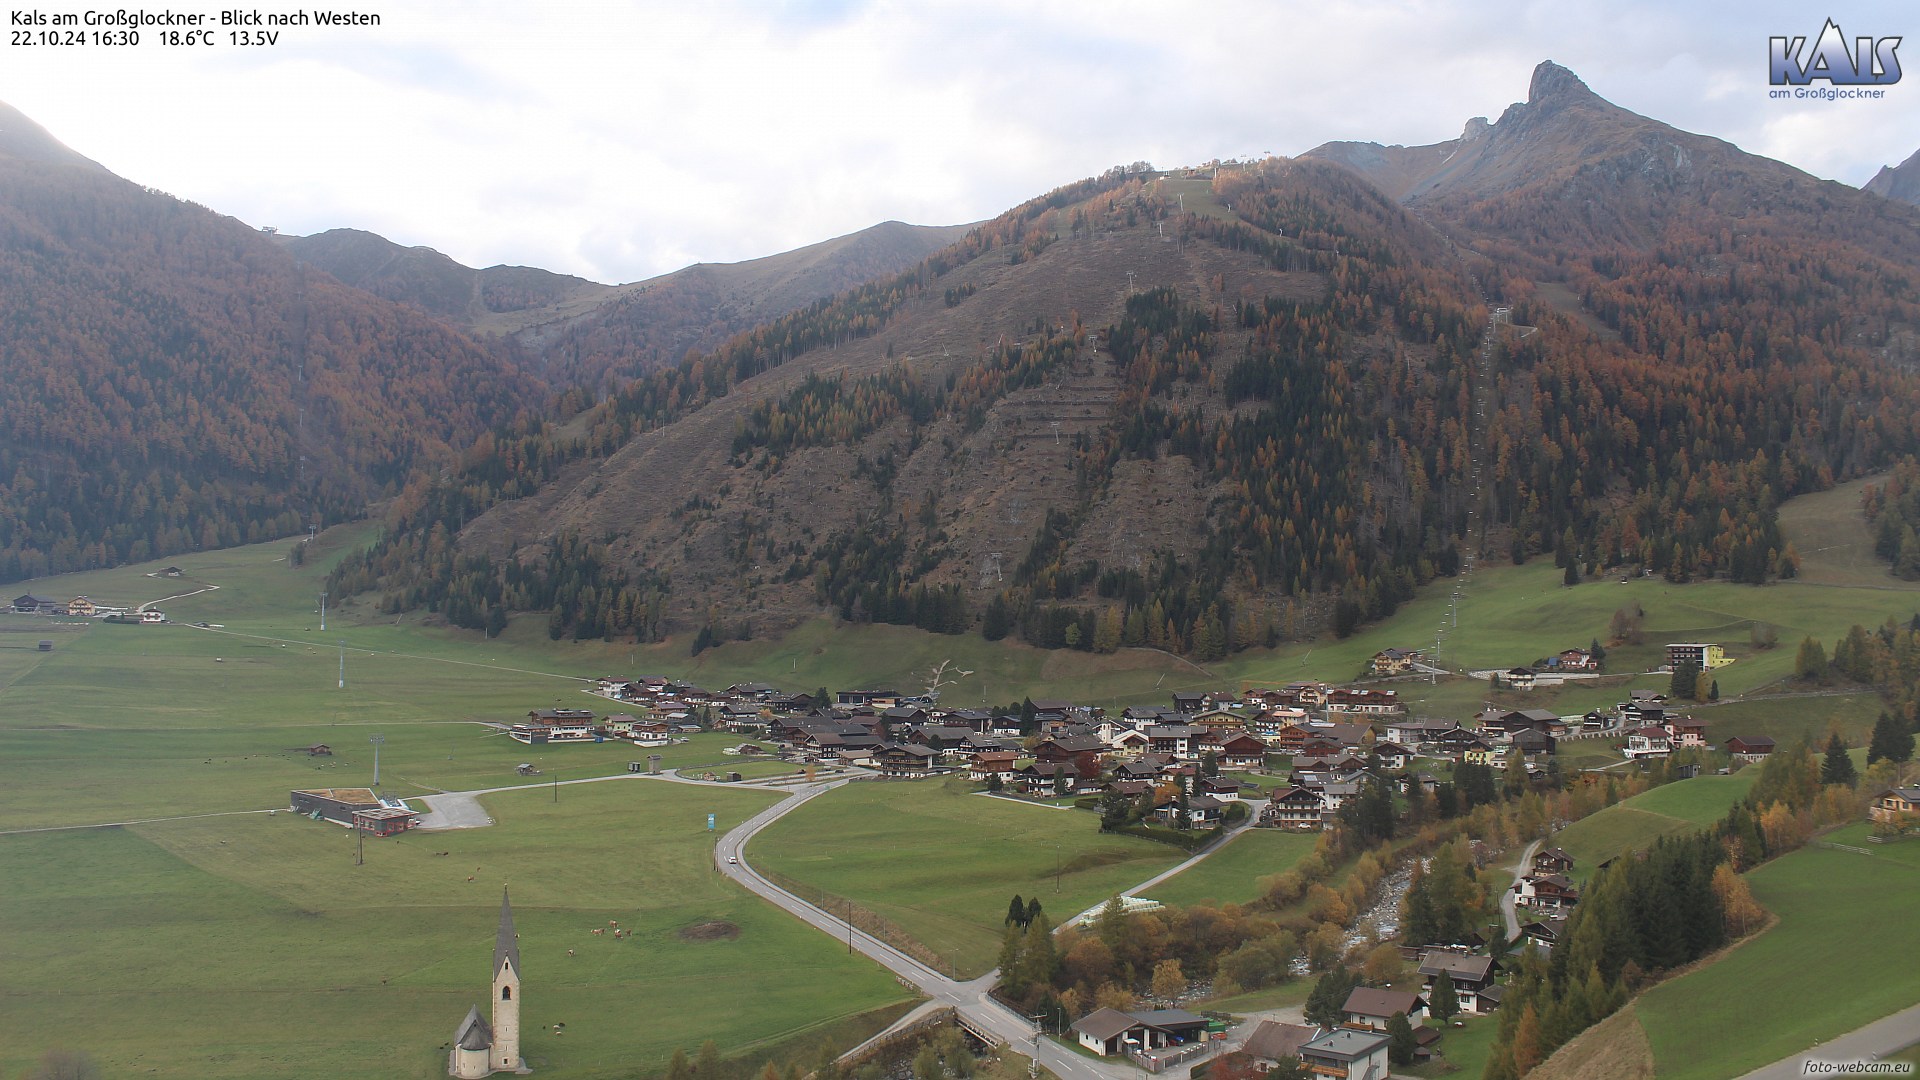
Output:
(714, 778), (1254, 1079)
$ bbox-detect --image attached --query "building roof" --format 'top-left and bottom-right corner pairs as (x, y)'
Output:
(1419, 951), (1494, 981)
(1131, 1009), (1208, 1031)
(1072, 1007), (1141, 1042)
(454, 1005), (493, 1052)
(496, 887), (520, 975)
(1301, 1027), (1391, 1062)
(1241, 1020), (1315, 1062)
(1343, 986), (1427, 1018)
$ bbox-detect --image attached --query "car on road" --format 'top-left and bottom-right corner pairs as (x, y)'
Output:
(727, 856), (738, 864)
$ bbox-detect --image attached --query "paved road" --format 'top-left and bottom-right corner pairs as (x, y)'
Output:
(1061, 800), (1266, 927)
(1733, 1003), (1920, 1078)
(1501, 839), (1543, 939)
(716, 780), (1223, 1080)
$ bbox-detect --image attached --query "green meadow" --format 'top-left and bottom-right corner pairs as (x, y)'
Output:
(1552, 772), (1757, 875)
(1142, 828), (1321, 909)
(1636, 824), (1920, 1079)
(751, 779), (1183, 977)
(0, 781), (912, 1080)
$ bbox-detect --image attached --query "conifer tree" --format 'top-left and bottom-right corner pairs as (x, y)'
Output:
(1821, 732), (1858, 787)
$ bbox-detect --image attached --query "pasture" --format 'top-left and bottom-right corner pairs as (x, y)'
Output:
(751, 779), (1182, 977)
(1551, 773), (1756, 875)
(1636, 824), (1920, 1079)
(1143, 828), (1321, 909)
(0, 781), (913, 1080)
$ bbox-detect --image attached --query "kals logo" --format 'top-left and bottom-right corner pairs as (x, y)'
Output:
(1771, 19), (1901, 85)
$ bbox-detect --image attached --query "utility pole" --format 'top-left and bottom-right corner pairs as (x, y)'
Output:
(369, 734), (384, 786)
(356, 821), (363, 866)
(338, 639), (345, 689)
(319, 591), (325, 632)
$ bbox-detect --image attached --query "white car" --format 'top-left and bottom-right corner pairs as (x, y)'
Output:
(726, 856), (738, 864)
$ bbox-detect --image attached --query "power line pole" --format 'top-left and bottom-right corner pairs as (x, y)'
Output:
(369, 734), (384, 786)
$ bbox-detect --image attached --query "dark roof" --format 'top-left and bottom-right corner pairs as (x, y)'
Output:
(454, 1005), (493, 1051)
(1072, 1007), (1141, 1041)
(1131, 1009), (1208, 1031)
(495, 887), (520, 975)
(1302, 1027), (1391, 1062)
(1241, 1020), (1315, 1062)
(1039, 734), (1107, 753)
(1343, 986), (1426, 1018)
(1419, 951), (1494, 981)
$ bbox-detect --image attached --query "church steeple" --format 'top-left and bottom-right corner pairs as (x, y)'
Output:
(495, 887), (520, 976)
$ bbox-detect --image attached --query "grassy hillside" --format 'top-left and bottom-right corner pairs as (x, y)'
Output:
(1143, 829), (1320, 909)
(1550, 773), (1757, 876)
(1636, 824), (1920, 1079)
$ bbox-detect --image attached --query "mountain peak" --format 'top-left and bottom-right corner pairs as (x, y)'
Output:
(1527, 61), (1596, 106)
(1863, 147), (1920, 207)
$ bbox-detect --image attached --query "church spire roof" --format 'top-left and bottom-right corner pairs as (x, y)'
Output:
(495, 887), (520, 974)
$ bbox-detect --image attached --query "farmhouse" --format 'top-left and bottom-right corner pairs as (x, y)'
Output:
(969, 751), (1017, 784)
(1532, 847), (1574, 876)
(12, 594), (58, 614)
(1261, 785), (1327, 829)
(1370, 648), (1423, 676)
(1869, 786), (1920, 827)
(1418, 951), (1501, 1013)
(1624, 725), (1672, 759)
(1725, 735), (1776, 762)
(1341, 985), (1427, 1030)
(1237, 1021), (1316, 1070)
(1513, 873), (1580, 914)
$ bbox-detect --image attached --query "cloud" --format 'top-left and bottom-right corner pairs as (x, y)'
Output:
(2, 0), (1911, 282)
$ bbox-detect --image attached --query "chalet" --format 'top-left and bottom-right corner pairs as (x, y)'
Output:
(1261, 786), (1327, 829)
(1666, 715), (1710, 750)
(1298, 1028), (1392, 1080)
(1147, 724), (1206, 761)
(1430, 726), (1484, 755)
(725, 682), (780, 701)
(1417, 951), (1501, 1013)
(1667, 643), (1734, 670)
(1034, 734), (1106, 777)
(12, 594), (58, 614)
(1238, 1021), (1316, 1070)
(1532, 847), (1574, 876)
(1484, 708), (1560, 738)
(1107, 728), (1152, 756)
(1029, 699), (1079, 723)
(1341, 986), (1427, 1031)
(907, 725), (974, 754)
(1319, 722), (1374, 748)
(871, 743), (939, 777)
(1869, 786), (1920, 827)
(1070, 1008), (1209, 1057)
(61, 596), (98, 617)
(1316, 780), (1361, 814)
(1370, 648), (1422, 676)
(970, 751), (1018, 784)
(1265, 721), (1318, 755)
(1513, 873), (1579, 914)
(883, 705), (930, 728)
(1370, 741), (1414, 770)
(1170, 691), (1208, 714)
(766, 693), (816, 714)
(1198, 775), (1242, 801)
(529, 708), (597, 725)
(945, 709), (995, 732)
(1548, 648), (1600, 672)
(1249, 707), (1311, 738)
(1191, 707), (1247, 734)
(1114, 757), (1168, 782)
(960, 732), (1021, 756)
(1518, 917), (1568, 949)
(1510, 729), (1556, 757)
(1324, 688), (1403, 718)
(805, 731), (884, 759)
(1624, 725), (1672, 759)
(1460, 737), (1498, 766)
(1502, 667), (1538, 691)
(1017, 761), (1079, 795)
(1725, 735), (1776, 762)
(1156, 793), (1224, 827)
(1213, 732), (1267, 768)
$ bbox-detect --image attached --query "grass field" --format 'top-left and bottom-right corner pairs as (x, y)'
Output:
(1551, 773), (1757, 875)
(0, 781), (913, 1080)
(1635, 824), (1920, 1079)
(1143, 829), (1320, 909)
(751, 778), (1182, 977)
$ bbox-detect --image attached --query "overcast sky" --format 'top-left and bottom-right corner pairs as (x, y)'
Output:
(5, 0), (1912, 284)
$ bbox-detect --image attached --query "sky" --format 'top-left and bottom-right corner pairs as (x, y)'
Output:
(5, 0), (1913, 284)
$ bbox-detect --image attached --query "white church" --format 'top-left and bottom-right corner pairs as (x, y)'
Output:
(451, 888), (530, 1077)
